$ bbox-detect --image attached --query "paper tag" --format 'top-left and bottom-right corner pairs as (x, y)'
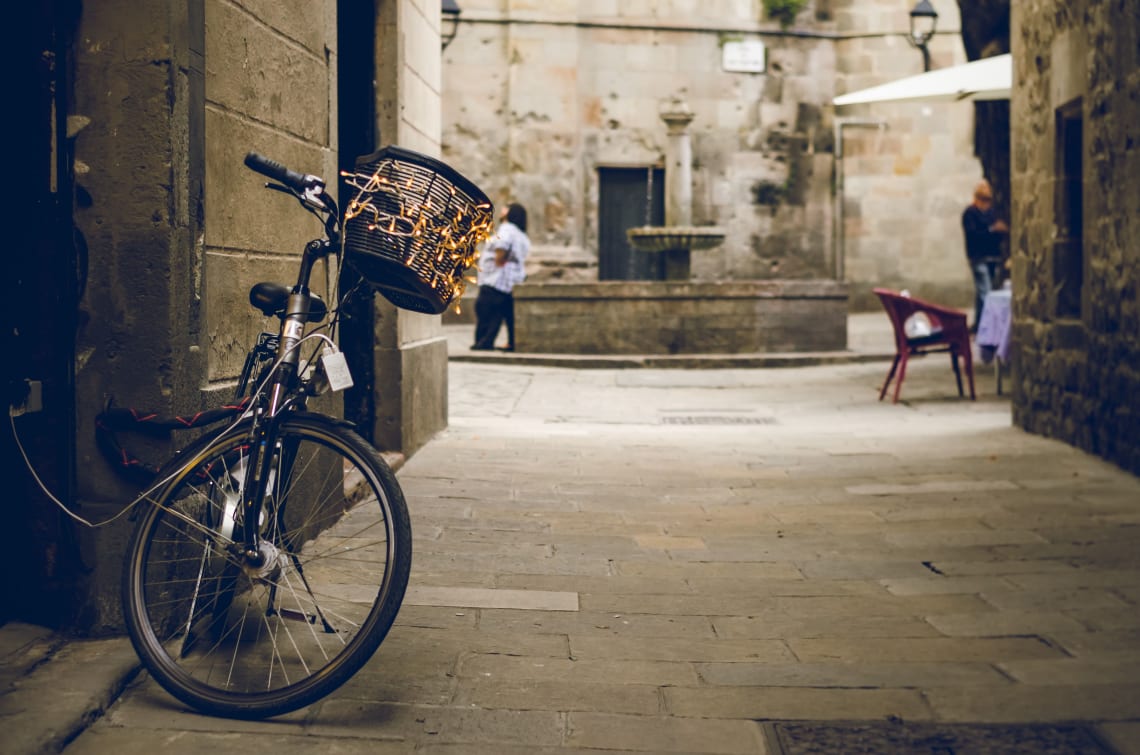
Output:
(284, 319), (305, 341)
(321, 349), (354, 392)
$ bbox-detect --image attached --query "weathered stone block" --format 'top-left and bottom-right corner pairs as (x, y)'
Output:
(205, 2), (330, 142)
(514, 280), (847, 354)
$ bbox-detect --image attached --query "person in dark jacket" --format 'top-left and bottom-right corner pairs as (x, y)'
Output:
(962, 179), (1008, 330)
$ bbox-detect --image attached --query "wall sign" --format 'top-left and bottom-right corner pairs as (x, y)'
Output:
(722, 40), (766, 73)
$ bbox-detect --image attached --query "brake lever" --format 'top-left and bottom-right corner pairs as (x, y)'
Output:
(265, 180), (334, 217)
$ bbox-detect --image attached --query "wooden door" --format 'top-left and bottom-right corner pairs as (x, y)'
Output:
(598, 167), (665, 280)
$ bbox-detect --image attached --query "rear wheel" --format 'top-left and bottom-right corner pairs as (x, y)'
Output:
(122, 413), (411, 719)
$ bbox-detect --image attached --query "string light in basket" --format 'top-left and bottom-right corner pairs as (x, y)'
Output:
(339, 149), (495, 314)
(342, 168), (492, 252)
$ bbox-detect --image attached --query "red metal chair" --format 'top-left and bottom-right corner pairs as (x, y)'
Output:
(873, 288), (976, 404)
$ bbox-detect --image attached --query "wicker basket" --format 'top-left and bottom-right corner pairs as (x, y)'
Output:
(342, 146), (494, 314)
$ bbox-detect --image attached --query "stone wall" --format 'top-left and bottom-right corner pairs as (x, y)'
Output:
(443, 1), (837, 284)
(832, 0), (982, 312)
(64, 0), (448, 631)
(71, 0), (210, 631)
(201, 0), (451, 459)
(1009, 2), (1140, 475)
(442, 0), (988, 312)
(203, 0), (338, 398)
(514, 280), (848, 354)
(368, 0), (451, 456)
(204, 0), (450, 458)
(70, 0), (347, 632)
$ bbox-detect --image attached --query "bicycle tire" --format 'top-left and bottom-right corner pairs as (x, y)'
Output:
(122, 412), (411, 719)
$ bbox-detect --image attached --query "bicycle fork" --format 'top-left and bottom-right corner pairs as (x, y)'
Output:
(233, 418), (336, 633)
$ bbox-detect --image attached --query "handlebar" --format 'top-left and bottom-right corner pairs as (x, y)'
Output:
(244, 151), (339, 235)
(244, 152), (323, 194)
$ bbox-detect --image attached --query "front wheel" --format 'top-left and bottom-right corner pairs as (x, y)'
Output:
(122, 413), (411, 719)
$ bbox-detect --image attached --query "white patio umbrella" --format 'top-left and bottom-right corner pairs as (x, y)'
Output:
(833, 53), (1011, 106)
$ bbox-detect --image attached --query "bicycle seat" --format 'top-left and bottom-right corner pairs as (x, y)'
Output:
(249, 282), (328, 323)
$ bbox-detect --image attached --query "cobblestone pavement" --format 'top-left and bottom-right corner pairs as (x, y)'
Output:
(20, 344), (1140, 753)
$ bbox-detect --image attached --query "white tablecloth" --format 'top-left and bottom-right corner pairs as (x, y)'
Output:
(976, 289), (1011, 364)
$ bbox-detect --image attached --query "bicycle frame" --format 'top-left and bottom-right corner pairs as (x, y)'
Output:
(233, 157), (342, 567)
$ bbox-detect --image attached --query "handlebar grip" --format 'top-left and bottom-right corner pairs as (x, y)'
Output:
(244, 152), (312, 192)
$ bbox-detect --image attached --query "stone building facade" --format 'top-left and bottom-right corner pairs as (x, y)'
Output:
(441, 0), (986, 312)
(9, 0), (451, 631)
(1009, 2), (1140, 475)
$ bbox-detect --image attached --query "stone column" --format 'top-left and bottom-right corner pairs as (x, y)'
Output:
(659, 97), (695, 279)
(368, 0), (451, 458)
(660, 97), (695, 227)
(71, 0), (206, 631)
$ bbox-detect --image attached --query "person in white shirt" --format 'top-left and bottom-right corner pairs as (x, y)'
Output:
(472, 203), (530, 351)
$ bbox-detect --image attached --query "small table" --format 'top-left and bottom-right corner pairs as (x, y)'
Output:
(975, 288), (1012, 393)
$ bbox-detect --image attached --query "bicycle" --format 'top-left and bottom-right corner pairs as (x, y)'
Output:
(110, 147), (494, 719)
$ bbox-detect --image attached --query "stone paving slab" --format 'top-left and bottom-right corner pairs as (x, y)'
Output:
(308, 701), (566, 748)
(452, 678), (664, 716)
(0, 627), (139, 755)
(997, 653), (1140, 685)
(1100, 722), (1140, 755)
(65, 728), (413, 755)
(786, 636), (1064, 663)
(101, 680), (310, 734)
(578, 592), (995, 617)
(0, 622), (56, 691)
(663, 685), (934, 721)
(405, 585), (580, 611)
(565, 712), (767, 754)
(695, 660), (1009, 687)
(710, 613), (945, 640)
(457, 654), (701, 687)
(769, 721), (1114, 755)
(924, 684), (1140, 723)
(567, 635), (795, 663)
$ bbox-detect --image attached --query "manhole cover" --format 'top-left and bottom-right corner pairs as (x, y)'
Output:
(661, 415), (776, 425)
(770, 721), (1114, 755)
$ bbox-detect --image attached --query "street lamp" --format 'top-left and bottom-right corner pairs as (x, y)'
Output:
(441, 0), (461, 50)
(907, 0), (938, 71)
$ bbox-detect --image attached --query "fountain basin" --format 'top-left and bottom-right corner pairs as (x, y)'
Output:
(625, 226), (726, 281)
(626, 226), (727, 252)
(513, 279), (848, 355)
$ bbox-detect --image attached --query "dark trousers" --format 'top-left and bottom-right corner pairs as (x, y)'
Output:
(473, 286), (514, 350)
(970, 259), (996, 328)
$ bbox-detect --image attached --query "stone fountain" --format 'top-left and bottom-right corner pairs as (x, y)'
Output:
(510, 97), (848, 357)
(626, 97), (726, 281)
